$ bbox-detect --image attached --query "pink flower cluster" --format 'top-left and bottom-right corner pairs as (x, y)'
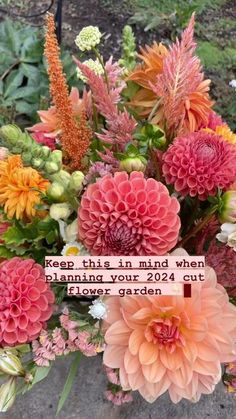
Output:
(104, 389), (133, 406)
(32, 308), (100, 366)
(223, 362), (236, 393)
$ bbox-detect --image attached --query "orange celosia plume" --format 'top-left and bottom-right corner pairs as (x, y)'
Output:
(0, 155), (49, 220)
(44, 14), (92, 169)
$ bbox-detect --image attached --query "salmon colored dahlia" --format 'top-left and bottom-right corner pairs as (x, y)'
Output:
(78, 171), (180, 255)
(163, 131), (236, 200)
(0, 257), (55, 346)
(103, 251), (236, 403)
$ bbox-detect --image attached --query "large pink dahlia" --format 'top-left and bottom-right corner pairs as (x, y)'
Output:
(0, 257), (55, 346)
(103, 252), (236, 403)
(78, 171), (180, 255)
(162, 132), (236, 200)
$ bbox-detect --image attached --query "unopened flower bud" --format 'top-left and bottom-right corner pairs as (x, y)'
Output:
(0, 377), (16, 412)
(21, 151), (32, 163)
(32, 158), (43, 169)
(0, 350), (25, 377)
(219, 191), (236, 223)
(50, 203), (72, 221)
(45, 162), (59, 174)
(69, 171), (85, 192)
(47, 182), (65, 201)
(51, 170), (71, 187)
(41, 146), (50, 158)
(119, 157), (146, 173)
(0, 125), (21, 145)
(51, 150), (62, 164)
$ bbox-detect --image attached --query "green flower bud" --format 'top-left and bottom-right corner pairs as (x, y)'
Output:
(45, 162), (60, 174)
(69, 171), (85, 193)
(21, 151), (32, 164)
(50, 170), (71, 187)
(219, 191), (236, 223)
(119, 157), (146, 173)
(47, 182), (66, 201)
(50, 150), (62, 164)
(41, 146), (51, 158)
(0, 125), (21, 145)
(31, 158), (43, 169)
(0, 350), (25, 377)
(50, 203), (72, 221)
(0, 377), (16, 412)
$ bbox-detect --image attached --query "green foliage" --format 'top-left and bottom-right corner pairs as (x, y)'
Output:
(0, 19), (77, 127)
(197, 41), (236, 69)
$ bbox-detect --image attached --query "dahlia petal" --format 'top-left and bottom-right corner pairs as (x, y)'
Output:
(159, 348), (182, 370)
(193, 358), (221, 376)
(105, 320), (130, 345)
(129, 329), (145, 355)
(103, 345), (126, 368)
(119, 365), (131, 391)
(139, 341), (158, 365)
(142, 359), (166, 383)
(124, 349), (140, 374)
(128, 368), (145, 390)
(3, 331), (17, 344)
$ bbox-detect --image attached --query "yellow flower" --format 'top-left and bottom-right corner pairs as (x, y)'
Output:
(204, 124), (236, 146)
(62, 242), (88, 256)
(0, 155), (49, 220)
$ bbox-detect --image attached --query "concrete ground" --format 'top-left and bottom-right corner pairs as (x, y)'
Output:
(0, 356), (235, 419)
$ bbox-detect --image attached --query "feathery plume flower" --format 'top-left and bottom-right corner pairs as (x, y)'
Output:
(0, 155), (49, 220)
(74, 58), (136, 147)
(0, 257), (54, 346)
(78, 171), (180, 255)
(103, 250), (236, 403)
(105, 57), (126, 90)
(44, 14), (92, 169)
(162, 131), (236, 200)
(75, 26), (102, 51)
(152, 14), (212, 135)
(129, 15), (213, 135)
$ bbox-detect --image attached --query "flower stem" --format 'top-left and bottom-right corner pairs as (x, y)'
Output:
(177, 205), (218, 248)
(92, 48), (110, 92)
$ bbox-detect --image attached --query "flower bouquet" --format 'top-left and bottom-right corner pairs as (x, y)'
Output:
(0, 12), (236, 412)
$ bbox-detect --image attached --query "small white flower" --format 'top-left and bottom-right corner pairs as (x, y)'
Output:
(75, 26), (102, 51)
(58, 219), (78, 243)
(216, 223), (236, 250)
(229, 79), (236, 90)
(88, 299), (107, 320)
(61, 242), (88, 256)
(50, 203), (72, 221)
(76, 59), (104, 82)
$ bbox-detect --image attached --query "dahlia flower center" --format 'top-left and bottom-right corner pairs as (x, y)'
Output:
(196, 140), (216, 161)
(145, 316), (184, 351)
(104, 222), (140, 253)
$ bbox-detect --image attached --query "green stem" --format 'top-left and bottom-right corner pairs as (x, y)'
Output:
(177, 205), (218, 248)
(92, 48), (110, 91)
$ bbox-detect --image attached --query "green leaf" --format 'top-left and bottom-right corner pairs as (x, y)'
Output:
(32, 365), (52, 386)
(20, 63), (39, 80)
(4, 69), (24, 98)
(0, 246), (16, 258)
(56, 352), (82, 415)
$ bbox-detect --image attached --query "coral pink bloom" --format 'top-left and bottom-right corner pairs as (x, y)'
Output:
(0, 257), (55, 346)
(31, 132), (56, 150)
(103, 250), (236, 403)
(29, 87), (90, 138)
(78, 171), (180, 256)
(163, 131), (236, 200)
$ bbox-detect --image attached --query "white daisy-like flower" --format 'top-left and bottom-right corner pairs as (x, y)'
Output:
(76, 59), (104, 82)
(216, 223), (236, 251)
(88, 299), (107, 320)
(61, 242), (88, 256)
(75, 26), (102, 51)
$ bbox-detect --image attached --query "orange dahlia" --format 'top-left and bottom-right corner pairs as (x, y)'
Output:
(204, 124), (236, 147)
(0, 155), (49, 220)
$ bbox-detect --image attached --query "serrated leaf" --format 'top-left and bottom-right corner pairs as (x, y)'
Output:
(0, 246), (16, 259)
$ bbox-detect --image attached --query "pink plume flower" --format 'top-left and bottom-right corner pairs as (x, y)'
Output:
(103, 250), (236, 403)
(163, 131), (236, 200)
(104, 390), (133, 405)
(0, 257), (54, 346)
(78, 171), (180, 256)
(201, 111), (225, 130)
